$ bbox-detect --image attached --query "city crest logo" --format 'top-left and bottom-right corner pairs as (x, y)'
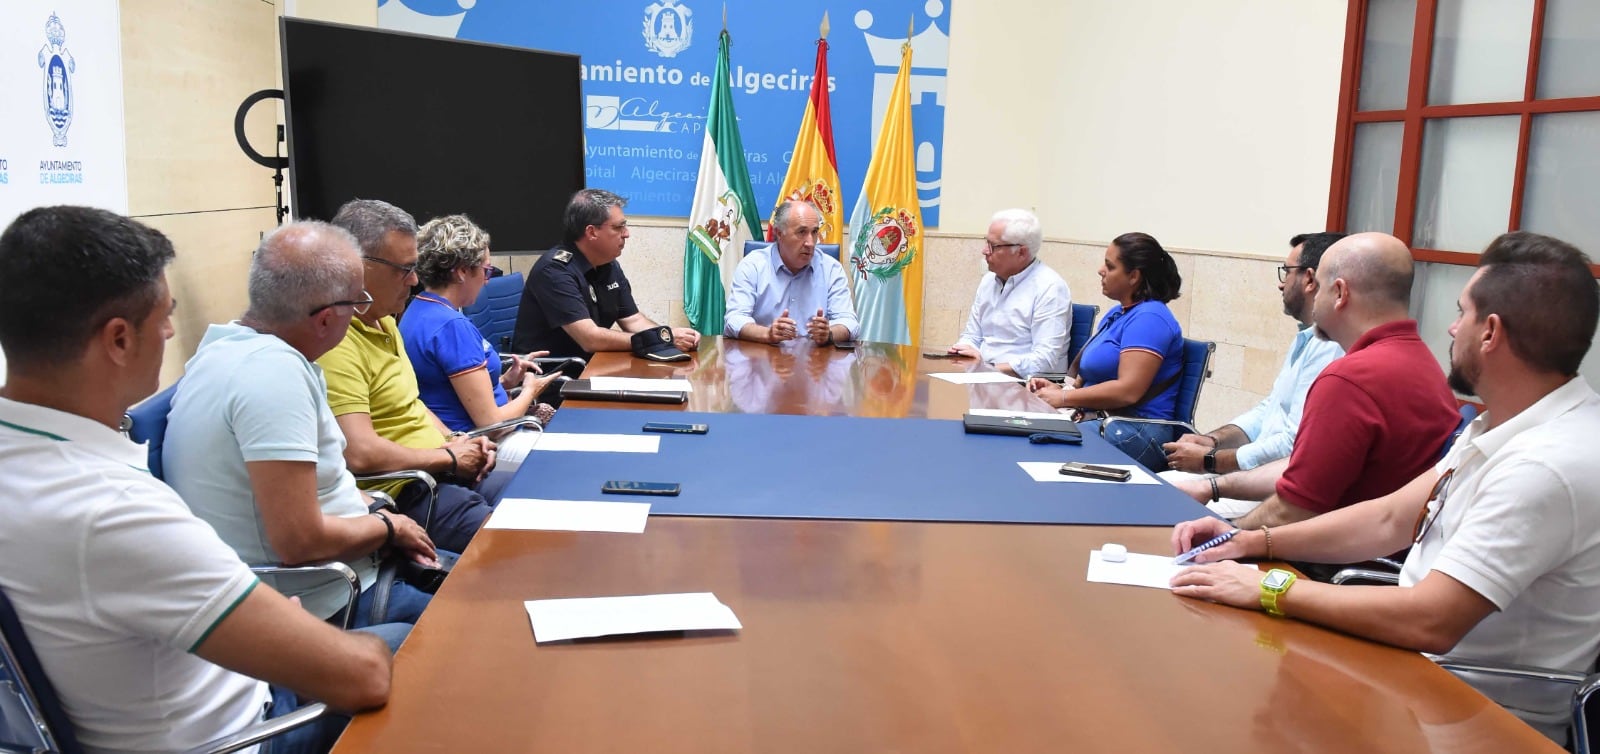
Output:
(38, 12), (76, 147)
(642, 0), (692, 58)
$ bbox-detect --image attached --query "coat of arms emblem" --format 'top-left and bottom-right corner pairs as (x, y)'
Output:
(38, 12), (75, 147)
(643, 0), (693, 58)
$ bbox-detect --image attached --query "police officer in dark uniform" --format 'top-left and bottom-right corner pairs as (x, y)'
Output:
(511, 189), (700, 361)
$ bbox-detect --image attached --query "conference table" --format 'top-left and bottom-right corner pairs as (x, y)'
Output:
(330, 338), (1561, 753)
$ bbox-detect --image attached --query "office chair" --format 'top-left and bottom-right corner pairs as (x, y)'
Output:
(461, 270), (524, 352)
(742, 239), (842, 262)
(124, 383), (418, 629)
(0, 586), (330, 754)
(1099, 338), (1216, 438)
(1067, 303), (1099, 363)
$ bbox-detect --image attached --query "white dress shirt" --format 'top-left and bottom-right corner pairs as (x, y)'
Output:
(955, 259), (1072, 377)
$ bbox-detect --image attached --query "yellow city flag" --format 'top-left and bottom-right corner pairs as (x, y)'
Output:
(845, 42), (923, 346)
(770, 29), (842, 244)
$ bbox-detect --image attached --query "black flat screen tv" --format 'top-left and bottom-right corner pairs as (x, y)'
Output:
(281, 17), (583, 253)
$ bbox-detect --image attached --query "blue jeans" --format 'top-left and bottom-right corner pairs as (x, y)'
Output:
(396, 480), (499, 553)
(263, 623), (409, 754)
(1096, 418), (1180, 473)
(347, 555), (455, 629)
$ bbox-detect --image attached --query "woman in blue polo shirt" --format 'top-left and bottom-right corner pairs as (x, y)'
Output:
(1028, 232), (1184, 471)
(401, 214), (560, 433)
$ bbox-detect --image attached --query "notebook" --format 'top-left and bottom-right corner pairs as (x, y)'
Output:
(559, 379), (688, 405)
(961, 412), (1082, 438)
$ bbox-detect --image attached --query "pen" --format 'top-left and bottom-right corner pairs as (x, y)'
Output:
(1173, 529), (1239, 565)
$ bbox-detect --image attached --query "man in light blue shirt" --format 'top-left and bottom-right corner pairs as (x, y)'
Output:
(1162, 232), (1346, 512)
(724, 200), (858, 344)
(942, 208), (1072, 377)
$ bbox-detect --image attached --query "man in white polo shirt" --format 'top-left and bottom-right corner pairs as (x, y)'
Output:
(939, 208), (1071, 378)
(1170, 231), (1600, 743)
(0, 206), (394, 753)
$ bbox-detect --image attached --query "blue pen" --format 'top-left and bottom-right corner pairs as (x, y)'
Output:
(1173, 529), (1239, 565)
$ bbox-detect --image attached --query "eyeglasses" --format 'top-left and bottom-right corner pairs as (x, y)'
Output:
(1411, 468), (1455, 544)
(363, 255), (419, 276)
(1277, 265), (1313, 284)
(984, 242), (1024, 253)
(308, 289), (373, 317)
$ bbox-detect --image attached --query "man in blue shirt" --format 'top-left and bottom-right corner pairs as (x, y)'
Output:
(724, 200), (859, 345)
(1161, 232), (1345, 515)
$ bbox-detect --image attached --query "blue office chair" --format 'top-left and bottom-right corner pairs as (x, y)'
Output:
(461, 270), (524, 352)
(1099, 338), (1216, 438)
(0, 585), (331, 754)
(1441, 402), (1479, 461)
(1067, 304), (1099, 364)
(742, 239), (842, 261)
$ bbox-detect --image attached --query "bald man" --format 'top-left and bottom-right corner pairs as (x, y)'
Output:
(724, 200), (859, 345)
(1208, 232), (1459, 532)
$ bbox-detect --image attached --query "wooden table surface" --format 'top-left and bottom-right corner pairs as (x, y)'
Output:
(331, 519), (1558, 753)
(564, 337), (1056, 419)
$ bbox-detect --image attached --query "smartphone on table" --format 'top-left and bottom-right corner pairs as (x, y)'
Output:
(1058, 462), (1132, 482)
(641, 422), (709, 434)
(601, 480), (682, 496)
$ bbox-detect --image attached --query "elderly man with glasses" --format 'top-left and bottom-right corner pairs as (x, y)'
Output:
(1170, 231), (1600, 745)
(724, 199), (859, 346)
(937, 208), (1071, 378)
(165, 220), (441, 630)
(316, 199), (503, 553)
(1158, 233), (1346, 517)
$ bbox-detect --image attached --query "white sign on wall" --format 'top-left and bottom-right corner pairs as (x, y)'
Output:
(0, 0), (128, 381)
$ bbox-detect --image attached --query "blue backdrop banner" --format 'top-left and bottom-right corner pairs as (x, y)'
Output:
(377, 0), (951, 226)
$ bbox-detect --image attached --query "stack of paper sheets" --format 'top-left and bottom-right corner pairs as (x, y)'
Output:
(524, 592), (742, 643)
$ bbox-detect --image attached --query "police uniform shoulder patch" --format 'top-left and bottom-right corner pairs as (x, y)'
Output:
(552, 249), (573, 263)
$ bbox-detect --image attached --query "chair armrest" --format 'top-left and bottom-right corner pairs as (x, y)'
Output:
(356, 470), (438, 530)
(1432, 656), (1587, 686)
(179, 702), (331, 754)
(365, 490), (397, 514)
(1098, 416), (1199, 437)
(1329, 568), (1401, 585)
(250, 561), (361, 630)
(465, 416), (543, 439)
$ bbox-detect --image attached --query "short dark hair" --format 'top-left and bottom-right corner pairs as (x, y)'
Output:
(1112, 232), (1182, 303)
(563, 188), (627, 244)
(1470, 231), (1597, 375)
(0, 206), (174, 367)
(1289, 232), (1346, 270)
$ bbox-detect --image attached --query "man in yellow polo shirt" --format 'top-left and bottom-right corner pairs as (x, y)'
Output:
(319, 199), (502, 552)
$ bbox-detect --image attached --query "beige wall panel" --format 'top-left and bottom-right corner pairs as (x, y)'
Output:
(1241, 344), (1289, 398)
(146, 207), (277, 386)
(1185, 255), (1300, 352)
(282, 0), (376, 26)
(122, 0), (278, 216)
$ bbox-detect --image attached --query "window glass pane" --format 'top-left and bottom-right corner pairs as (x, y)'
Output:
(1522, 111), (1600, 255)
(1428, 0), (1534, 105)
(1537, 0), (1600, 99)
(1413, 115), (1519, 252)
(1346, 122), (1404, 234)
(1358, 0), (1417, 111)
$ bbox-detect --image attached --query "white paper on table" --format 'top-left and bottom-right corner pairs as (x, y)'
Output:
(588, 376), (695, 393)
(929, 372), (1024, 385)
(486, 498), (650, 533)
(531, 433), (661, 454)
(524, 592), (742, 643)
(1016, 461), (1161, 485)
(1086, 550), (1189, 590)
(493, 431), (540, 471)
(967, 407), (1071, 421)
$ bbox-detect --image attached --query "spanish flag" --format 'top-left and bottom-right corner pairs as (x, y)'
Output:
(769, 18), (842, 245)
(845, 42), (923, 346)
(683, 29), (762, 336)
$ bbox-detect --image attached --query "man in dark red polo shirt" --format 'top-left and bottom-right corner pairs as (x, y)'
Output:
(1205, 232), (1459, 531)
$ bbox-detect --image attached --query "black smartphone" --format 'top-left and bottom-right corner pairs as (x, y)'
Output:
(833, 340), (860, 350)
(921, 350), (960, 359)
(1030, 372), (1071, 384)
(601, 480), (682, 496)
(1058, 462), (1132, 482)
(641, 422), (708, 434)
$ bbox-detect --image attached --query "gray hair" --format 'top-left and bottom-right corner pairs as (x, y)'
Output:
(772, 200), (820, 234)
(417, 214), (491, 289)
(246, 221), (363, 325)
(992, 208), (1043, 259)
(330, 198), (417, 255)
(563, 188), (627, 244)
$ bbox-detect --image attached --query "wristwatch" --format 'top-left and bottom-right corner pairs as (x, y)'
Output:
(1260, 568), (1296, 616)
(1202, 449), (1218, 474)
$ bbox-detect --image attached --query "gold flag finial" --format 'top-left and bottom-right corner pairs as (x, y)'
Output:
(820, 10), (830, 39)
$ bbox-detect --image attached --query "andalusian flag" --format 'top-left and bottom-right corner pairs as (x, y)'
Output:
(769, 15), (842, 244)
(683, 29), (761, 335)
(845, 42), (923, 346)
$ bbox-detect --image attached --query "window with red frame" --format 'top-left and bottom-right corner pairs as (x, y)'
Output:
(1327, 0), (1600, 267)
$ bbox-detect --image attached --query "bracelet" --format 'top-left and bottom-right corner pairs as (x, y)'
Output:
(372, 511), (395, 549)
(1202, 433), (1219, 447)
(443, 446), (458, 478)
(1262, 526), (1274, 560)
(1208, 477), (1221, 503)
